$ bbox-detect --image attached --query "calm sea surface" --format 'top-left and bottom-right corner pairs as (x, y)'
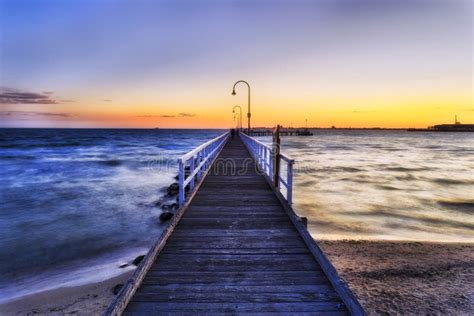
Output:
(259, 130), (474, 242)
(0, 128), (473, 302)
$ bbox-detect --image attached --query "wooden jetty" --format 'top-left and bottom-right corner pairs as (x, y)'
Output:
(106, 131), (364, 315)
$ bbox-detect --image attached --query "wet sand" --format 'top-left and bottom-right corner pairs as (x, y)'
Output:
(0, 271), (133, 315)
(1, 241), (472, 315)
(319, 240), (474, 315)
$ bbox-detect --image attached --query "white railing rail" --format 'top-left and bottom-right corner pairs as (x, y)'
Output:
(239, 132), (294, 205)
(178, 131), (230, 207)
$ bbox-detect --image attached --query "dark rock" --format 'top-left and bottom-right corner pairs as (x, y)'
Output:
(167, 183), (179, 196)
(119, 263), (129, 268)
(160, 212), (174, 222)
(132, 254), (145, 266)
(112, 284), (123, 295)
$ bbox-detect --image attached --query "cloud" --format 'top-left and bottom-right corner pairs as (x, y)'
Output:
(135, 113), (196, 118)
(102, 99), (112, 102)
(178, 113), (196, 117)
(0, 87), (58, 104)
(60, 99), (75, 103)
(0, 111), (71, 118)
(135, 114), (175, 118)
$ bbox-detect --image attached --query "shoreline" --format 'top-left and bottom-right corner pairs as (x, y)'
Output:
(1, 240), (472, 315)
(0, 270), (134, 315)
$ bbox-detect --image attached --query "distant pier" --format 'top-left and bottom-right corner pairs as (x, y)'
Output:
(250, 128), (313, 136)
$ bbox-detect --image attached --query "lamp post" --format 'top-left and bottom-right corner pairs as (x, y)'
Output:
(232, 105), (242, 130)
(232, 80), (251, 134)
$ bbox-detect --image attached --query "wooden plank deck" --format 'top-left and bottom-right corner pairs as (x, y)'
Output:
(109, 136), (364, 315)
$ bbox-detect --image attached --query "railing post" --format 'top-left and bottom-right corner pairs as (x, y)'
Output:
(272, 125), (281, 188)
(287, 161), (293, 205)
(197, 151), (202, 180)
(189, 155), (195, 191)
(269, 148), (273, 179)
(178, 159), (185, 207)
(204, 147), (208, 169)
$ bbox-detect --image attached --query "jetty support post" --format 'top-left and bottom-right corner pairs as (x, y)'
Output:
(272, 124), (281, 188)
(178, 159), (185, 206)
(287, 158), (293, 205)
(189, 156), (195, 191)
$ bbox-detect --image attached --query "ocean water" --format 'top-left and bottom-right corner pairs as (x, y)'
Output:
(258, 130), (474, 242)
(0, 128), (222, 302)
(1, 128), (473, 302)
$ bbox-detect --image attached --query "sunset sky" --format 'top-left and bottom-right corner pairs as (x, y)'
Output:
(0, 0), (472, 128)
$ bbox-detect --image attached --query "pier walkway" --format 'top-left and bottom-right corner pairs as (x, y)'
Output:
(107, 134), (364, 315)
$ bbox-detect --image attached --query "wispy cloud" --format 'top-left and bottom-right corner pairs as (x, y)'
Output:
(178, 113), (196, 117)
(102, 99), (112, 102)
(0, 87), (58, 104)
(135, 114), (174, 118)
(135, 113), (196, 118)
(0, 111), (71, 118)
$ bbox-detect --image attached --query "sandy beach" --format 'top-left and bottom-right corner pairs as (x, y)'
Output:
(319, 240), (474, 315)
(0, 271), (133, 315)
(1, 240), (472, 315)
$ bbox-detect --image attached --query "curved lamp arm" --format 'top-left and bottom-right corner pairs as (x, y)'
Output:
(232, 105), (243, 129)
(231, 80), (251, 134)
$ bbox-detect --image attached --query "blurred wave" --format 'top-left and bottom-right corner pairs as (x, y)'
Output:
(0, 128), (222, 302)
(258, 130), (474, 242)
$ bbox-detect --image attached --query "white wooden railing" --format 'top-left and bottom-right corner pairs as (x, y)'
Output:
(239, 132), (294, 205)
(178, 131), (230, 207)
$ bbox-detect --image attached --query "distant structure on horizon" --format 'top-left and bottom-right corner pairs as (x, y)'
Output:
(408, 115), (474, 132)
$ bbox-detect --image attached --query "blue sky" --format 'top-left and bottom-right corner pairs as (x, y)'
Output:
(0, 0), (472, 128)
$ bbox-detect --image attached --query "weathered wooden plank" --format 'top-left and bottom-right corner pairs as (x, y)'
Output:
(149, 264), (319, 273)
(165, 235), (307, 248)
(194, 193), (278, 200)
(124, 302), (347, 313)
(177, 218), (294, 229)
(132, 291), (341, 303)
(149, 255), (320, 272)
(186, 205), (285, 212)
(160, 247), (310, 255)
(135, 284), (335, 294)
(142, 271), (328, 285)
(190, 199), (281, 206)
(152, 254), (319, 265)
(183, 212), (287, 219)
(171, 228), (299, 237)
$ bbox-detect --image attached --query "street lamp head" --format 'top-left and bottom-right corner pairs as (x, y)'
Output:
(232, 109), (235, 113)
(232, 89), (236, 95)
